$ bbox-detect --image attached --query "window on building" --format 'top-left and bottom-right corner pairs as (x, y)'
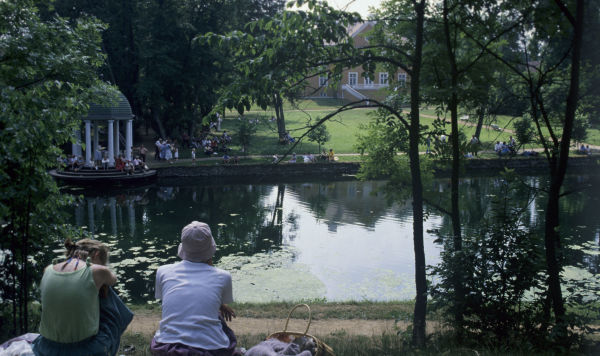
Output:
(319, 75), (328, 87)
(398, 73), (407, 87)
(379, 72), (389, 85)
(364, 76), (373, 86)
(348, 72), (358, 86)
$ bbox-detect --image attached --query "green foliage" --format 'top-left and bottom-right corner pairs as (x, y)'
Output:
(0, 0), (114, 337)
(355, 94), (435, 203)
(513, 116), (535, 150)
(571, 111), (590, 144)
(41, 0), (286, 138)
(237, 117), (258, 154)
(429, 170), (573, 349)
(306, 122), (331, 153)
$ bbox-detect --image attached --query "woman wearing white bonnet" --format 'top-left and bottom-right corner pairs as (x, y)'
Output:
(151, 221), (241, 356)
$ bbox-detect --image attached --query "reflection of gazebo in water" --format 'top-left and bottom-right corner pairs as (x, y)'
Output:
(72, 91), (135, 166)
(51, 91), (156, 185)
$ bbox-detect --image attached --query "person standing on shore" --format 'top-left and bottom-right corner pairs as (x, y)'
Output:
(139, 144), (148, 163)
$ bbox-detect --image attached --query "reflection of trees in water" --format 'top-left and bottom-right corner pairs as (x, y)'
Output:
(64, 175), (599, 303)
(432, 174), (600, 272)
(289, 181), (402, 228)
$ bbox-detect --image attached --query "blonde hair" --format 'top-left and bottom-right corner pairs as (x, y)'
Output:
(64, 238), (110, 265)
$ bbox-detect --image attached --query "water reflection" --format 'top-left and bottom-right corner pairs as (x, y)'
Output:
(59, 174), (600, 303)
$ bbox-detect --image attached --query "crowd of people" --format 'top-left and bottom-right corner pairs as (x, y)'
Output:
(494, 136), (517, 156)
(183, 132), (233, 157)
(272, 149), (336, 164)
(154, 139), (179, 163)
(58, 147), (149, 174)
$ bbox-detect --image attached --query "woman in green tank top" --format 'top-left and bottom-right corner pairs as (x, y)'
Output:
(32, 239), (133, 356)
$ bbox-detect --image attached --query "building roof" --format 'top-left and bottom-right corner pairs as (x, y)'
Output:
(84, 91), (134, 121)
(348, 21), (375, 38)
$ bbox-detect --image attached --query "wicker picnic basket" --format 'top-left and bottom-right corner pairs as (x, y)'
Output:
(266, 304), (335, 356)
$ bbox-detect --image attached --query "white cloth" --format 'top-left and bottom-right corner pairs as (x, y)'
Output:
(0, 340), (34, 356)
(154, 261), (233, 350)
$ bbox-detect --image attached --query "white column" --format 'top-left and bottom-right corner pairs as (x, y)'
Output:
(126, 119), (133, 161)
(114, 121), (120, 158)
(72, 129), (82, 156)
(85, 120), (91, 166)
(107, 120), (115, 166)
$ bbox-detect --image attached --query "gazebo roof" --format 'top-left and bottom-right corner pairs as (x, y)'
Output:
(84, 91), (134, 121)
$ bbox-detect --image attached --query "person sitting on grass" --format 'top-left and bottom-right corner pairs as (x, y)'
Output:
(285, 131), (295, 144)
(494, 141), (501, 154)
(328, 148), (335, 162)
(320, 150), (328, 161)
(151, 221), (241, 356)
(32, 238), (133, 356)
(223, 131), (232, 143)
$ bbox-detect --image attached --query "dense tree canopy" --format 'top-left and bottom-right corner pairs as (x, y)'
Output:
(38, 0), (286, 138)
(0, 0), (117, 336)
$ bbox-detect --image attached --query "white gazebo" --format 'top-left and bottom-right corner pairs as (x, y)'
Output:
(72, 92), (135, 167)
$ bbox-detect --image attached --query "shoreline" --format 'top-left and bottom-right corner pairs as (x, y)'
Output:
(152, 156), (600, 182)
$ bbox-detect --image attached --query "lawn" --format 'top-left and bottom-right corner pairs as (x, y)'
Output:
(421, 107), (600, 147)
(169, 99), (598, 160)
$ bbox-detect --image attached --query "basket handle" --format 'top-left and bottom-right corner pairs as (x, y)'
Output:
(283, 303), (312, 335)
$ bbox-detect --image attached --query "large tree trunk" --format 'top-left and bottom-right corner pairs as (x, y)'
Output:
(410, 0), (427, 347)
(543, 0), (584, 332)
(443, 0), (464, 330)
(274, 93), (287, 141)
(474, 107), (484, 139)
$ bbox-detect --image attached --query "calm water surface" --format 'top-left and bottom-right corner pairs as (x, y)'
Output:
(60, 174), (600, 304)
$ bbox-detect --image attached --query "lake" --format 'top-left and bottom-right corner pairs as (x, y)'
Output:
(60, 174), (600, 304)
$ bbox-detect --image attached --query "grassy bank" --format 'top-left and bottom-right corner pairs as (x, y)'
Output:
(128, 300), (420, 321)
(120, 301), (600, 355)
(122, 332), (544, 356)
